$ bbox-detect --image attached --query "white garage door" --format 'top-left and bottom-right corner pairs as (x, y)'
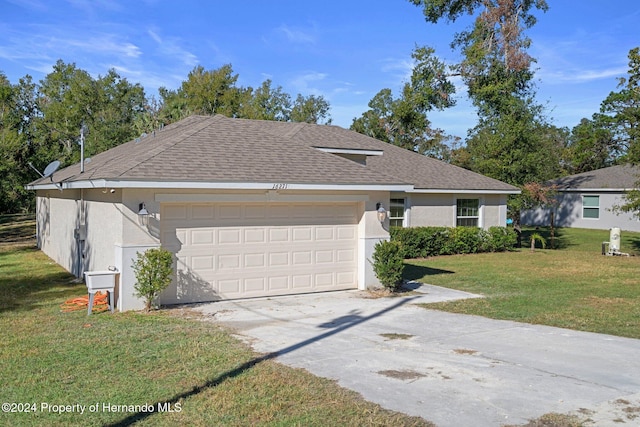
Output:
(160, 202), (359, 303)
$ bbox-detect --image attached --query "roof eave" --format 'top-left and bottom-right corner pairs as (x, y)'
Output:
(557, 188), (634, 192)
(409, 188), (521, 195)
(27, 179), (414, 192)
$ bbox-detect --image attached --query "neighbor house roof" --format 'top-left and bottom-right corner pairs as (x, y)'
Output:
(550, 164), (640, 191)
(28, 114), (519, 193)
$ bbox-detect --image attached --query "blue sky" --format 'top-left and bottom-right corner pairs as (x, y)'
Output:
(1, 0), (639, 140)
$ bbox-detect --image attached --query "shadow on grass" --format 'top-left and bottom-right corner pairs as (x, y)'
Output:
(626, 237), (640, 255)
(106, 296), (417, 426)
(403, 262), (454, 282)
(0, 246), (80, 313)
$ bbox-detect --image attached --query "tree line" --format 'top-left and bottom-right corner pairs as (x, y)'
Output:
(1, 0), (639, 218)
(0, 61), (331, 213)
(353, 0), (639, 219)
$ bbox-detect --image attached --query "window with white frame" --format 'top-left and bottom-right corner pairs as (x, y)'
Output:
(582, 195), (600, 219)
(456, 199), (479, 227)
(389, 198), (405, 227)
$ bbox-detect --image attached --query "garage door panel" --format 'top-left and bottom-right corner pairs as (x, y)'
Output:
(315, 250), (334, 263)
(161, 202), (358, 303)
(269, 252), (289, 266)
(292, 251), (312, 265)
(218, 229), (241, 244)
(191, 255), (214, 271)
(336, 226), (356, 240)
(269, 228), (289, 242)
(293, 274), (312, 289)
(292, 227), (312, 241)
(337, 271), (357, 286)
(244, 228), (266, 243)
(191, 229), (215, 245)
(337, 249), (355, 262)
(219, 279), (240, 294)
(218, 254), (240, 269)
(245, 277), (266, 292)
(269, 276), (289, 290)
(244, 253), (265, 268)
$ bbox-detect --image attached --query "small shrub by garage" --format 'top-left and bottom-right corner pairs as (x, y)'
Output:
(133, 247), (174, 311)
(371, 240), (405, 291)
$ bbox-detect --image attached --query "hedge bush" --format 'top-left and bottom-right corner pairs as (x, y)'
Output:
(390, 226), (516, 258)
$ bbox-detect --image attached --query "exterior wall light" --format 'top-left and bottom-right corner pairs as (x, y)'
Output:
(138, 203), (149, 226)
(376, 202), (387, 223)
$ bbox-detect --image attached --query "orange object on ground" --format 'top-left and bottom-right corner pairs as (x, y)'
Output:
(61, 291), (109, 313)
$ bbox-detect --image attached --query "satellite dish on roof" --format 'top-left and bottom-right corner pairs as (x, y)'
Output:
(28, 160), (63, 192)
(43, 160), (61, 178)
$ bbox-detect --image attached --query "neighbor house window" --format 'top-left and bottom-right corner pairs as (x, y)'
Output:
(457, 199), (479, 227)
(389, 198), (405, 227)
(583, 195), (600, 219)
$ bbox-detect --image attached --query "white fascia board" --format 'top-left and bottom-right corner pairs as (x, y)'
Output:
(559, 188), (632, 192)
(409, 188), (521, 195)
(314, 147), (384, 156)
(156, 193), (370, 203)
(28, 179), (413, 192)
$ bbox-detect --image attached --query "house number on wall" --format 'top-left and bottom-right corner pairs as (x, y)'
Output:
(272, 183), (288, 190)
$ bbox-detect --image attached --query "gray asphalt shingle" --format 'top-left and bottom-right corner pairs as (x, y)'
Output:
(31, 115), (519, 192)
(550, 164), (640, 190)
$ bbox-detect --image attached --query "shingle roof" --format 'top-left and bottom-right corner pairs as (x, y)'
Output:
(550, 164), (640, 190)
(30, 114), (518, 192)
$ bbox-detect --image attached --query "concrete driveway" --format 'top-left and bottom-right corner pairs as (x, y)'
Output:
(194, 284), (640, 426)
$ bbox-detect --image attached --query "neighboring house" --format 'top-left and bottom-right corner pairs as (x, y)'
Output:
(28, 115), (519, 310)
(521, 164), (640, 232)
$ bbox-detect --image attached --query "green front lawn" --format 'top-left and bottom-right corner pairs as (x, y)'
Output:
(0, 217), (429, 426)
(407, 227), (640, 338)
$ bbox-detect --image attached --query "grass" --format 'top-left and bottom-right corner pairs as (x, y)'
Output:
(406, 226), (640, 339)
(0, 215), (430, 426)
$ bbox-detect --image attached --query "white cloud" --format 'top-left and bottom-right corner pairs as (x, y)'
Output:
(290, 71), (327, 95)
(277, 24), (317, 44)
(147, 28), (198, 67)
(537, 66), (627, 85)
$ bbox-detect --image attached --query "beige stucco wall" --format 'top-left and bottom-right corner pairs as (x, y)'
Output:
(408, 194), (455, 227)
(36, 188), (123, 276)
(483, 194), (508, 228)
(406, 193), (508, 229)
(37, 189), (82, 275)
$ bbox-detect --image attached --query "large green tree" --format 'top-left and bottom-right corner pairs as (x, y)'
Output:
(563, 118), (615, 174)
(36, 60), (145, 165)
(410, 0), (558, 232)
(597, 47), (640, 164)
(600, 47), (640, 217)
(157, 64), (332, 125)
(351, 46), (455, 156)
(238, 79), (292, 121)
(0, 73), (30, 213)
(158, 64), (243, 123)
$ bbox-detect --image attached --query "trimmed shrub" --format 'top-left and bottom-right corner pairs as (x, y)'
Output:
(444, 227), (483, 255)
(371, 240), (404, 291)
(391, 226), (449, 258)
(487, 226), (517, 252)
(132, 247), (174, 311)
(390, 226), (516, 258)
